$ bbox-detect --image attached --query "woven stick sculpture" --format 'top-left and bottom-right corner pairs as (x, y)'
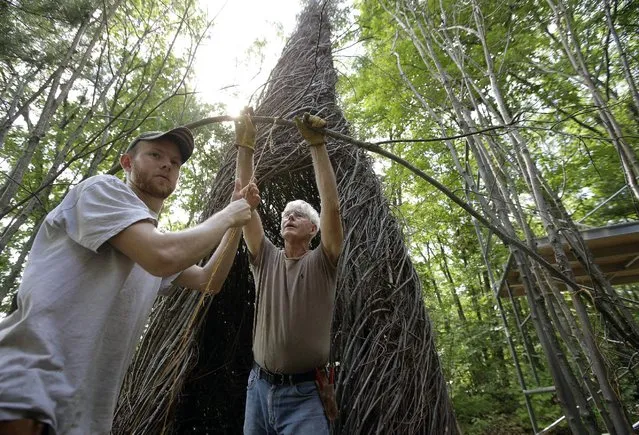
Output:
(114, 1), (457, 433)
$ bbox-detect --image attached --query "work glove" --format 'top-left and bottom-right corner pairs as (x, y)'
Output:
(235, 106), (256, 150)
(295, 112), (326, 146)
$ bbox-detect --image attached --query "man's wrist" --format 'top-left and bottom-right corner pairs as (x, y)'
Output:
(215, 208), (236, 229)
(235, 143), (255, 151)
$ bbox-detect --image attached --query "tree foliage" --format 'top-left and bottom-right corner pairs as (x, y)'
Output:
(0, 0), (231, 309)
(2, 0), (639, 432)
(340, 0), (639, 432)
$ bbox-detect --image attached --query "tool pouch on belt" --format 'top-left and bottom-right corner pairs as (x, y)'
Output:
(315, 367), (338, 421)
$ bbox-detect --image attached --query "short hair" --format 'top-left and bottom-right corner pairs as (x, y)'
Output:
(125, 144), (139, 158)
(282, 200), (320, 228)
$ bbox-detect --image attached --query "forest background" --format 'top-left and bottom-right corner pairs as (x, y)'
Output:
(0, 0), (637, 433)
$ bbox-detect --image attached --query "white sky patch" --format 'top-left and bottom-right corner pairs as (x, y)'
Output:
(1, 1), (306, 304)
(193, 0), (302, 112)
(157, 0), (302, 228)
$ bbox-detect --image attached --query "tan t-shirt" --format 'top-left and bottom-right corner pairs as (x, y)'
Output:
(250, 237), (337, 374)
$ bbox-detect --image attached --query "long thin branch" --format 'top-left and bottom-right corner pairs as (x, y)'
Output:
(372, 121), (518, 145)
(181, 115), (577, 291)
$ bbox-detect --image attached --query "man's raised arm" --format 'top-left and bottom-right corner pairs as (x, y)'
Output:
(174, 180), (259, 293)
(234, 107), (265, 258)
(296, 113), (343, 264)
(175, 108), (265, 293)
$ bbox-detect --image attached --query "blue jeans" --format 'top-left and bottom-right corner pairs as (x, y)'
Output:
(243, 367), (329, 435)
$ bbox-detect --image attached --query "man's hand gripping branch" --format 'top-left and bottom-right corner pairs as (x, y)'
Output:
(235, 107), (264, 258)
(295, 112), (343, 265)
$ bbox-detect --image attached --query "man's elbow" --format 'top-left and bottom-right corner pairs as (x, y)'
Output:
(189, 271), (224, 294)
(139, 250), (183, 278)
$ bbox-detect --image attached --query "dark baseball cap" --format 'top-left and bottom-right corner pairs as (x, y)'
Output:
(126, 127), (194, 163)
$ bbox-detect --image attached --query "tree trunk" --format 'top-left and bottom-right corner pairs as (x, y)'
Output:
(546, 0), (639, 201)
(437, 239), (467, 323)
(602, 0), (639, 112)
(0, 9), (107, 213)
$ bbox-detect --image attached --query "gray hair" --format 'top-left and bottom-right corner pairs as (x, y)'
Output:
(282, 200), (320, 227)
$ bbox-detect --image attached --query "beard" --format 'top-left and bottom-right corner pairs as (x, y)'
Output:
(130, 164), (175, 199)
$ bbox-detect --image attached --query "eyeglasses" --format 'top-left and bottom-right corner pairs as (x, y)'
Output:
(282, 210), (309, 220)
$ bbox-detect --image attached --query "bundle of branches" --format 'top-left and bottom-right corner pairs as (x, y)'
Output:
(114, 0), (457, 433)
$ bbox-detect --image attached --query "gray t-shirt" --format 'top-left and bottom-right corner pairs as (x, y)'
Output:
(251, 237), (337, 374)
(0, 175), (176, 434)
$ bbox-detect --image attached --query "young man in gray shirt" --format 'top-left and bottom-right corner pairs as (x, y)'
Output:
(0, 126), (260, 435)
(235, 110), (343, 434)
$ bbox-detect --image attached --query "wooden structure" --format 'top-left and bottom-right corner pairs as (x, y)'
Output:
(494, 221), (639, 432)
(499, 221), (639, 297)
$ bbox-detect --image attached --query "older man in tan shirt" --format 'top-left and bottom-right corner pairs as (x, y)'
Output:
(235, 109), (343, 435)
